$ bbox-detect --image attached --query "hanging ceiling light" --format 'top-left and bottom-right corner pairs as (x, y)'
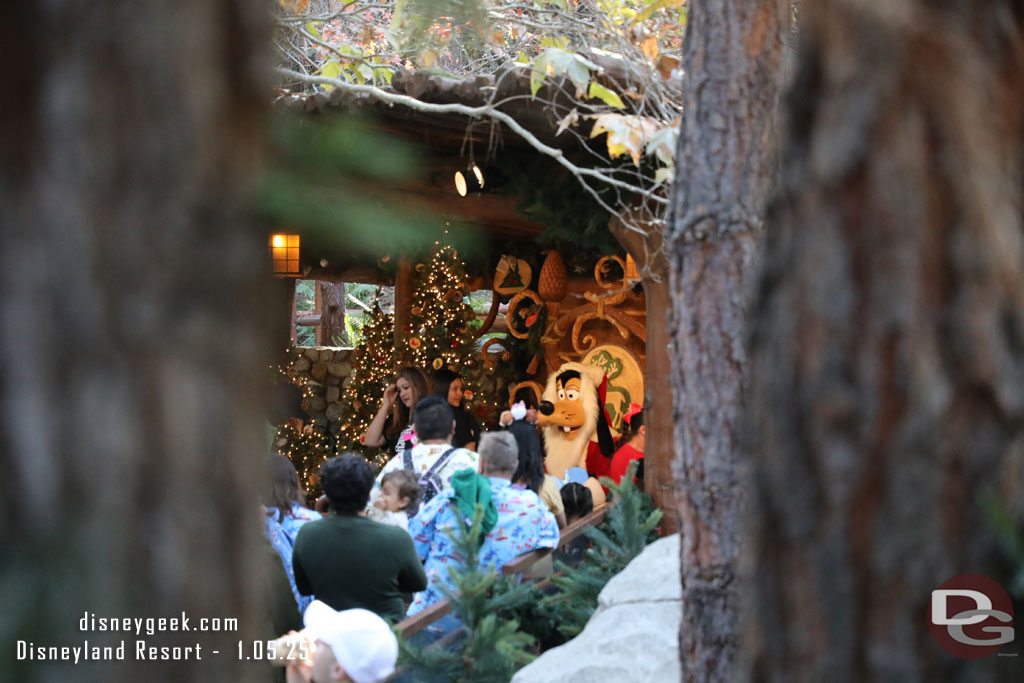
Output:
(454, 163), (486, 196)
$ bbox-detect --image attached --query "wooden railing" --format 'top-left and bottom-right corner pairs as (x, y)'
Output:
(395, 505), (608, 639)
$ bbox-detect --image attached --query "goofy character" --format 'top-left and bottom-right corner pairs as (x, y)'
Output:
(536, 362), (615, 507)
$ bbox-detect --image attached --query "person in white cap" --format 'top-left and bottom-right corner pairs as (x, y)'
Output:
(286, 600), (398, 683)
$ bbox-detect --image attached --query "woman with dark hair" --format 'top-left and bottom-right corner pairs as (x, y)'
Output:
(506, 420), (567, 528)
(498, 385), (541, 427)
(609, 404), (645, 485)
(431, 368), (480, 450)
(262, 454), (321, 613)
(362, 366), (429, 458)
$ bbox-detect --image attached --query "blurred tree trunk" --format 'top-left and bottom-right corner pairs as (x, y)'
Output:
(318, 281), (347, 346)
(669, 1), (789, 680)
(0, 2), (273, 682)
(745, 1), (1024, 681)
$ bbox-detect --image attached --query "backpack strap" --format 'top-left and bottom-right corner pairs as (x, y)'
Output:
(423, 447), (459, 481)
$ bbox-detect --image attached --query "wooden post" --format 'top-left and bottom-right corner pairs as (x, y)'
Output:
(609, 216), (678, 534)
(393, 256), (413, 364)
(289, 279), (298, 346)
(314, 280), (323, 345)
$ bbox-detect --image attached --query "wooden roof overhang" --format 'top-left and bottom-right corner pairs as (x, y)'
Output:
(275, 66), (603, 285)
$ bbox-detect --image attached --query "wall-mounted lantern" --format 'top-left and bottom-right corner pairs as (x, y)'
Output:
(271, 233), (300, 276)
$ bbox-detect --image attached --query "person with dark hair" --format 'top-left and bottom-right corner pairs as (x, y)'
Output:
(374, 395), (478, 504)
(291, 455), (426, 623)
(609, 404), (645, 485)
(558, 482), (595, 565)
(406, 432), (559, 616)
(263, 454), (322, 613)
(506, 420), (566, 528)
(498, 385), (541, 427)
(361, 367), (429, 459)
(560, 482), (594, 525)
(431, 368), (481, 450)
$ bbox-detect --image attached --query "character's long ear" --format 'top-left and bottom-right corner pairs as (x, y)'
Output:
(595, 381), (614, 457)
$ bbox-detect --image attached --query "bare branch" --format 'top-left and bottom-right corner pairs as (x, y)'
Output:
(278, 67), (671, 205)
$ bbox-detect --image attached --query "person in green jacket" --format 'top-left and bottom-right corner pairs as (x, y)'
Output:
(292, 454), (426, 623)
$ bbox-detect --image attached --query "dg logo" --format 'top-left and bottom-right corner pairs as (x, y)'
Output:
(929, 574), (1015, 658)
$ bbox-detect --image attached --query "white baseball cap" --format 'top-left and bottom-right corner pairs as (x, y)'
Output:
(303, 601), (398, 683)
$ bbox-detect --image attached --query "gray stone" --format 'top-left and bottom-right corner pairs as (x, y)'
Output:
(326, 402), (345, 422)
(326, 375), (341, 386)
(511, 535), (681, 683)
(598, 532), (681, 607)
(303, 348), (319, 362)
(292, 357), (311, 372)
(311, 362), (328, 383)
(326, 386), (340, 403)
(309, 397), (326, 412)
(327, 362), (346, 377)
(319, 348), (334, 361)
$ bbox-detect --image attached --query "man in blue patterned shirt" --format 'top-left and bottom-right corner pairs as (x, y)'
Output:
(406, 431), (560, 616)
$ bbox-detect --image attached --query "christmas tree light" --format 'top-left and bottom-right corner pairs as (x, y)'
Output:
(336, 293), (395, 466)
(400, 243), (481, 404)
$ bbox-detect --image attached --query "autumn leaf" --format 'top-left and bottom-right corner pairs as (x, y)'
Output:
(634, 0), (686, 24)
(657, 55), (680, 81)
(530, 47), (598, 97)
(591, 114), (659, 165)
(317, 60), (343, 91)
(419, 48), (439, 68)
(645, 124), (679, 165)
(588, 82), (625, 108)
(556, 108), (580, 136)
(279, 0), (310, 13)
(640, 36), (659, 61)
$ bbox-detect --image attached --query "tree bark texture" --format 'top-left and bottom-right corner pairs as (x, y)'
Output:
(0, 3), (273, 682)
(318, 281), (347, 345)
(670, 0), (788, 680)
(745, 2), (1024, 681)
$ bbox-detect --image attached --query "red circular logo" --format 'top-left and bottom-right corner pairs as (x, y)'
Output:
(928, 573), (1014, 658)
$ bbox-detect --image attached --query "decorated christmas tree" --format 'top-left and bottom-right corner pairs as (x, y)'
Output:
(401, 243), (481, 396)
(272, 422), (334, 501)
(337, 295), (395, 465)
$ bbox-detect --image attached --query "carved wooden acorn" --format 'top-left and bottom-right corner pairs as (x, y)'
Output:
(537, 250), (568, 302)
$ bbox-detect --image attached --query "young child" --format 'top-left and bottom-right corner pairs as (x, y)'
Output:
(367, 469), (420, 532)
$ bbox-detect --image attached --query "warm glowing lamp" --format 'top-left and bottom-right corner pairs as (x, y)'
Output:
(472, 163), (485, 188)
(454, 171), (468, 197)
(270, 233), (300, 276)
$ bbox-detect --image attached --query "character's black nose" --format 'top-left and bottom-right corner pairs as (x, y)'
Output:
(539, 401), (554, 416)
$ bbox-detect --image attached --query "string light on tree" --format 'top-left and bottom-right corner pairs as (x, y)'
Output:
(401, 243), (481, 402)
(336, 291), (395, 466)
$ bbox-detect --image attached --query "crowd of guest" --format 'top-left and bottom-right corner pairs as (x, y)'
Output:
(261, 366), (644, 682)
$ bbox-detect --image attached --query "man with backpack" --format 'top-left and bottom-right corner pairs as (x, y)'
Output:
(404, 431), (559, 617)
(374, 395), (479, 512)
